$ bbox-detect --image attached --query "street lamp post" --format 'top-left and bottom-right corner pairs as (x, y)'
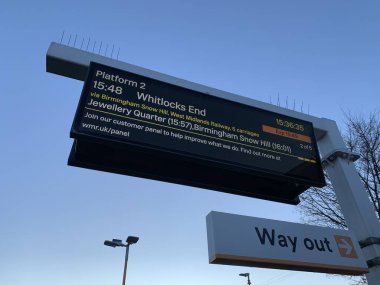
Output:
(239, 273), (252, 285)
(104, 236), (139, 285)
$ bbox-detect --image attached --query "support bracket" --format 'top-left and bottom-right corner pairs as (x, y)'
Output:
(321, 149), (360, 168)
(359, 237), (380, 268)
(359, 237), (380, 248)
(367, 257), (380, 268)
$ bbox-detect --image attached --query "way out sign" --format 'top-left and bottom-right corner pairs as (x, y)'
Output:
(206, 211), (369, 275)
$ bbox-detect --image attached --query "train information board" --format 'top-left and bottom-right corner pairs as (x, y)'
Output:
(69, 62), (325, 202)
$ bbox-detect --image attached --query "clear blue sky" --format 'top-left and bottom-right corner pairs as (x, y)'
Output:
(1, 1), (379, 285)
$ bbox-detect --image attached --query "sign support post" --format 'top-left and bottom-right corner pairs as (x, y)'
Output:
(318, 119), (380, 284)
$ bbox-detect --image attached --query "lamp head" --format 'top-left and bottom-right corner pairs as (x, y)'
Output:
(127, 236), (139, 245)
(112, 239), (124, 246)
(104, 239), (125, 247)
(104, 240), (118, 247)
(239, 273), (249, 277)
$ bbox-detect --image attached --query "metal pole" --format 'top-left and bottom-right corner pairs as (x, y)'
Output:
(247, 275), (251, 285)
(122, 244), (130, 285)
(318, 119), (380, 284)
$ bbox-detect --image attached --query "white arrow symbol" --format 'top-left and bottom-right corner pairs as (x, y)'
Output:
(337, 239), (353, 255)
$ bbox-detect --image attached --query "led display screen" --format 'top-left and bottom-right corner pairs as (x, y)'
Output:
(69, 62), (325, 203)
